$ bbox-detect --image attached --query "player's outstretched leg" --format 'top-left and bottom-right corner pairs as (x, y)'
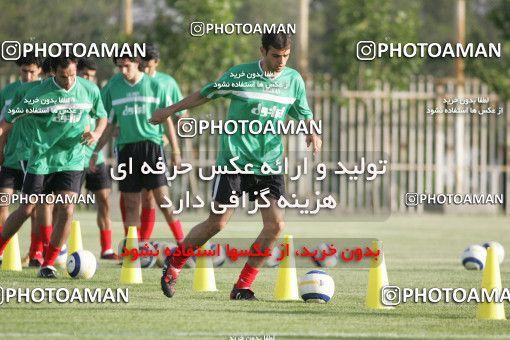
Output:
(230, 199), (284, 300)
(38, 195), (75, 279)
(161, 204), (234, 298)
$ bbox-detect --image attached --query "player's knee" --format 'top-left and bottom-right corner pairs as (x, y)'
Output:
(263, 221), (285, 236)
(207, 220), (228, 233)
(58, 204), (75, 219)
(18, 204), (35, 218)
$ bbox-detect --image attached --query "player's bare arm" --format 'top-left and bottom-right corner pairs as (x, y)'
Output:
(149, 90), (210, 125)
(304, 119), (322, 155)
(89, 122), (115, 172)
(82, 117), (107, 146)
(163, 117), (182, 169)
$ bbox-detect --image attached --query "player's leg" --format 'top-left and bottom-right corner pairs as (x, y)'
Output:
(161, 174), (239, 298)
(40, 191), (75, 277)
(231, 198), (285, 300)
(0, 171), (43, 263)
(36, 203), (53, 256)
(85, 164), (117, 259)
(95, 188), (118, 259)
(38, 171), (82, 278)
(139, 189), (156, 242)
(25, 208), (44, 267)
(161, 202), (234, 298)
(122, 192), (141, 238)
(152, 185), (184, 244)
(0, 186), (14, 264)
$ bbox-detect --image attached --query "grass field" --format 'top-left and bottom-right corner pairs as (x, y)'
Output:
(1, 210), (510, 339)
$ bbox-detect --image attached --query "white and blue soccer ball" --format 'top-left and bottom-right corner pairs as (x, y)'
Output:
(461, 245), (487, 270)
(298, 270), (335, 303)
(482, 241), (505, 264)
(67, 250), (97, 279)
(139, 242), (157, 268)
(153, 241), (175, 268)
(54, 244), (68, 268)
(313, 243), (338, 268)
(210, 244), (226, 267)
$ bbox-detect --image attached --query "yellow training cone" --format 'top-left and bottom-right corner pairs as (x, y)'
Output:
(274, 235), (299, 300)
(366, 240), (392, 309)
(68, 220), (83, 255)
(477, 247), (506, 320)
(1, 233), (22, 271)
(120, 226), (143, 284)
(193, 241), (217, 292)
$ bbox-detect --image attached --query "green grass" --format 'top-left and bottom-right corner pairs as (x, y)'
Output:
(2, 211), (510, 339)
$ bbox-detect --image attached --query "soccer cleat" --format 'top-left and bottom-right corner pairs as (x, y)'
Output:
(28, 258), (43, 267)
(161, 256), (179, 298)
(230, 285), (258, 300)
(101, 249), (120, 260)
(38, 266), (58, 279)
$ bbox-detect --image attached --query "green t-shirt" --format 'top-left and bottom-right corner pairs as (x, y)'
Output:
(1, 80), (24, 169)
(4, 80), (43, 168)
(7, 77), (107, 174)
(199, 60), (313, 175)
(150, 71), (184, 115)
(102, 73), (171, 149)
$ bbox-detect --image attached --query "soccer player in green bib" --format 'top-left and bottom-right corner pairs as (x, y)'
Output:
(151, 33), (322, 300)
(77, 58), (118, 260)
(0, 54), (43, 266)
(117, 44), (186, 242)
(0, 56), (107, 278)
(1, 58), (54, 267)
(91, 53), (184, 246)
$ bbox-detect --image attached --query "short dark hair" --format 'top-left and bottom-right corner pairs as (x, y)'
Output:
(261, 33), (292, 51)
(141, 43), (160, 62)
(112, 44), (142, 65)
(42, 58), (53, 74)
(49, 56), (78, 71)
(15, 53), (44, 67)
(78, 58), (97, 72)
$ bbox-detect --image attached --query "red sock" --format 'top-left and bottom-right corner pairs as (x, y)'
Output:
(140, 208), (156, 242)
(42, 243), (60, 267)
(235, 263), (260, 289)
(39, 225), (52, 248)
(0, 235), (9, 256)
(169, 244), (195, 270)
(100, 229), (112, 254)
(169, 220), (184, 244)
(29, 232), (43, 260)
(0, 225), (3, 234)
(120, 193), (126, 225)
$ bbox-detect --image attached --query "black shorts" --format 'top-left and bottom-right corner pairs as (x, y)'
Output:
(0, 166), (25, 191)
(23, 171), (84, 195)
(83, 163), (112, 191)
(116, 141), (168, 193)
(211, 174), (285, 204)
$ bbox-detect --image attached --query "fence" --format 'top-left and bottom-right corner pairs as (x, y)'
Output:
(1, 74), (509, 214)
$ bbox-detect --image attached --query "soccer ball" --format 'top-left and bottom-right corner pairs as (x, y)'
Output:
(313, 243), (338, 268)
(461, 245), (487, 270)
(482, 241), (505, 264)
(138, 242), (157, 268)
(54, 244), (68, 268)
(153, 241), (175, 268)
(210, 243), (226, 267)
(67, 250), (97, 279)
(298, 270), (335, 303)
